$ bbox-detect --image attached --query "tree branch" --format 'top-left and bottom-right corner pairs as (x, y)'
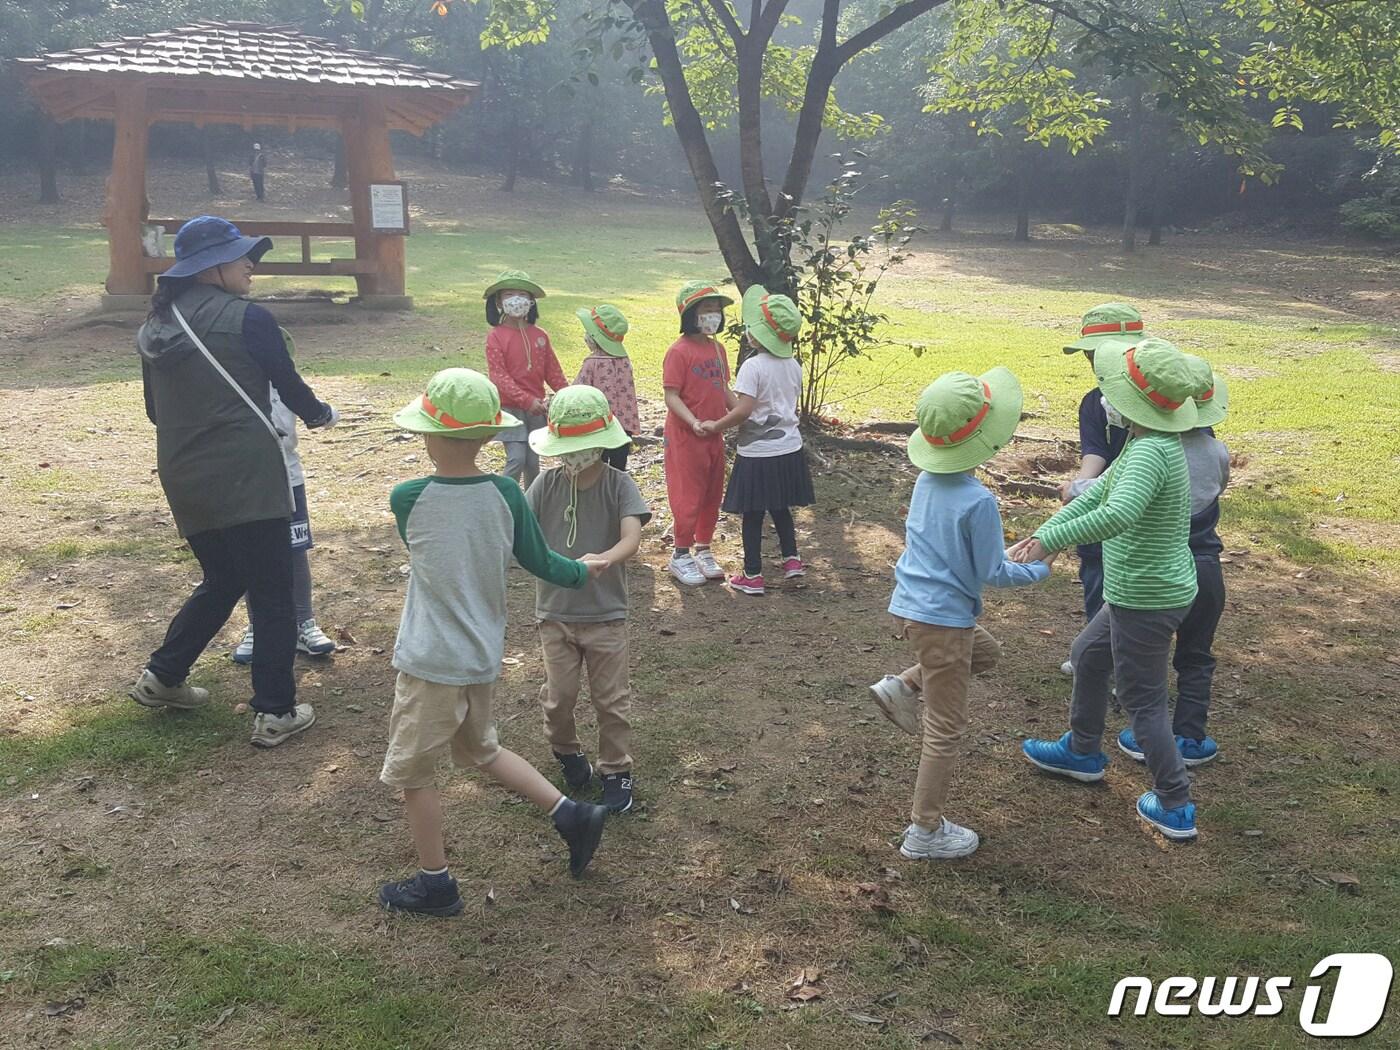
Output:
(703, 0), (745, 46)
(835, 0), (949, 65)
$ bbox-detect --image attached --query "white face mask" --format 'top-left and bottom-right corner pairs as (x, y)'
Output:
(559, 448), (603, 477)
(1101, 395), (1127, 431)
(502, 294), (532, 318)
(697, 312), (723, 336)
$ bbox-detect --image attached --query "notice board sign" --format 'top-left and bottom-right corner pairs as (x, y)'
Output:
(369, 182), (409, 234)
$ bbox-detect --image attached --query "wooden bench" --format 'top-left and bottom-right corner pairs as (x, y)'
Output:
(144, 219), (376, 278)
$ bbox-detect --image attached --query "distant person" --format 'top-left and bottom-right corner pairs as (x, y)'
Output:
(377, 369), (608, 917)
(482, 270), (568, 488)
(1057, 302), (1141, 674)
(868, 368), (1053, 861)
(526, 386), (649, 814)
(130, 216), (337, 748)
(663, 281), (735, 587)
(701, 286), (812, 596)
(573, 304), (639, 471)
(248, 143), (267, 200)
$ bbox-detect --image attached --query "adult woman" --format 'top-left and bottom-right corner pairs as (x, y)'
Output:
(129, 216), (336, 748)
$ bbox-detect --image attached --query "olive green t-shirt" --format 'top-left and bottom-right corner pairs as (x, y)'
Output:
(526, 466), (650, 623)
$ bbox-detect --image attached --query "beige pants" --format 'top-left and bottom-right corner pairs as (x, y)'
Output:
(538, 619), (633, 774)
(379, 671), (501, 790)
(896, 619), (1002, 830)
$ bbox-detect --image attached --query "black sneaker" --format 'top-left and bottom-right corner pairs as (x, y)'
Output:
(601, 771), (633, 814)
(555, 750), (593, 790)
(553, 800), (607, 878)
(377, 872), (464, 917)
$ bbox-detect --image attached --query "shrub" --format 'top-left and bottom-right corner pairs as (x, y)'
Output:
(1339, 196), (1400, 240)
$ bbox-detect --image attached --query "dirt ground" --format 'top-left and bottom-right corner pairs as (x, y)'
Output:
(1, 161), (1398, 1049)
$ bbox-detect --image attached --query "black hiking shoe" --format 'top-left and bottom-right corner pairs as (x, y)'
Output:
(601, 771), (633, 814)
(377, 872), (464, 918)
(553, 800), (607, 878)
(555, 750), (593, 790)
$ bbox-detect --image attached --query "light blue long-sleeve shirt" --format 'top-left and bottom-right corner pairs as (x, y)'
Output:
(888, 471), (1049, 628)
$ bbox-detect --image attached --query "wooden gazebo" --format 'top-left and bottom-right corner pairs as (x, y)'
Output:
(18, 21), (478, 309)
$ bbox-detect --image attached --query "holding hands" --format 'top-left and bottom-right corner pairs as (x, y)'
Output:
(579, 553), (611, 577)
(1008, 537), (1058, 567)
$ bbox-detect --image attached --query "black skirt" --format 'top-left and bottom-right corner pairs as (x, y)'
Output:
(721, 448), (815, 513)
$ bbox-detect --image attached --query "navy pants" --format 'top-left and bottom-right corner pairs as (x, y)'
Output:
(1173, 554), (1225, 741)
(1077, 547), (1105, 621)
(148, 517), (296, 714)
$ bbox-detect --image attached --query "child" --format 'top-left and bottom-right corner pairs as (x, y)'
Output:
(232, 328), (336, 663)
(663, 281), (736, 587)
(1118, 358), (1229, 767)
(1014, 337), (1205, 841)
(378, 368), (609, 917)
(526, 386), (650, 813)
(868, 368), (1053, 860)
(702, 286), (812, 596)
(1057, 303), (1143, 675)
(482, 270), (568, 489)
(573, 304), (639, 471)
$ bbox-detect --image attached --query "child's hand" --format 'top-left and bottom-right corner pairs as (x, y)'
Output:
(1008, 537), (1045, 563)
(1040, 547), (1060, 569)
(691, 418), (707, 437)
(579, 553), (610, 577)
(698, 420), (718, 435)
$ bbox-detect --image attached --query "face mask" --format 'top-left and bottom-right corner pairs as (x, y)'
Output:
(1101, 395), (1127, 431)
(697, 312), (723, 336)
(502, 294), (532, 318)
(559, 448), (602, 477)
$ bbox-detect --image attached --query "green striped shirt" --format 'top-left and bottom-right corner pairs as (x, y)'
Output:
(1036, 434), (1197, 610)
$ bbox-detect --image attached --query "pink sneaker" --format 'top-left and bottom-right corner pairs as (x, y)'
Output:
(728, 572), (765, 596)
(781, 557), (806, 579)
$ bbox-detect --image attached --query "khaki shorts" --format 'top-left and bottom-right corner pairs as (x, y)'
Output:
(379, 671), (502, 789)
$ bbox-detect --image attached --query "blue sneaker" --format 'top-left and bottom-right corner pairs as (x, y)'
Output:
(378, 871), (464, 917)
(1118, 728), (1219, 767)
(1136, 791), (1197, 840)
(1022, 732), (1108, 782)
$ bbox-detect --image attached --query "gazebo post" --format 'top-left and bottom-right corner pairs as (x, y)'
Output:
(104, 82), (152, 304)
(342, 97), (409, 308)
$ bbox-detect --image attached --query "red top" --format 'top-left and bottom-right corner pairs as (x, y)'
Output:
(575, 352), (640, 433)
(662, 335), (729, 437)
(485, 323), (568, 410)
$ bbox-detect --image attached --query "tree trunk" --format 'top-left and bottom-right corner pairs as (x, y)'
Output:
(571, 115), (594, 191)
(1014, 155), (1031, 242)
(940, 197), (954, 232)
(203, 126), (222, 195)
(38, 115), (60, 204)
(1147, 160), (1165, 245)
(331, 139), (348, 189)
(1121, 86), (1145, 253)
(501, 134), (519, 192)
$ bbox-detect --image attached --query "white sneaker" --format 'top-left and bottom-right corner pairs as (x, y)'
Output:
(668, 553), (706, 587)
(1060, 659), (1074, 676)
(869, 675), (921, 737)
(232, 627), (256, 664)
(250, 703), (317, 748)
(297, 619), (337, 656)
(900, 818), (979, 860)
(129, 669), (209, 710)
(693, 548), (725, 580)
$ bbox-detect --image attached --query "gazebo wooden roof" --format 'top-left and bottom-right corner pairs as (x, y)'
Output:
(18, 21), (479, 308)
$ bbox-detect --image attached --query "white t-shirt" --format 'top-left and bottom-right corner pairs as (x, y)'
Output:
(733, 351), (802, 458)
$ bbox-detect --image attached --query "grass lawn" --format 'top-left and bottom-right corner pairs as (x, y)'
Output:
(1, 172), (1397, 1049)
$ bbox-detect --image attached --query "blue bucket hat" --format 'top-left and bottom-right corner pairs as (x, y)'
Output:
(161, 216), (272, 280)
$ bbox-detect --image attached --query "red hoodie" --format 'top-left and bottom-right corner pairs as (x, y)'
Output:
(485, 323), (568, 411)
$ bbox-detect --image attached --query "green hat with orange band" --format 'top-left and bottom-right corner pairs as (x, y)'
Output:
(394, 368), (519, 438)
(741, 285), (801, 358)
(1185, 354), (1229, 428)
(675, 279), (734, 315)
(483, 269), (545, 300)
(1094, 338), (1200, 432)
(1064, 302), (1144, 354)
(908, 367), (1024, 474)
(576, 303), (630, 357)
(528, 385), (630, 457)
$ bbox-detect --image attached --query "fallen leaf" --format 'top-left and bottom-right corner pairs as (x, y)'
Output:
(658, 627), (676, 636)
(787, 985), (823, 1002)
(729, 897), (753, 915)
(847, 1012), (886, 1026)
(922, 1030), (963, 1045)
(208, 1005), (236, 1031)
(55, 601), (79, 610)
(44, 997), (85, 1018)
(726, 980), (751, 994)
(1321, 871), (1361, 894)
(485, 887), (497, 905)
(324, 764), (340, 774)
(334, 626), (358, 645)
(1242, 829), (1264, 838)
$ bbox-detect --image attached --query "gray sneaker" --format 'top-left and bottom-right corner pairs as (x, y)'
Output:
(869, 674), (921, 736)
(250, 703), (317, 748)
(900, 818), (979, 860)
(129, 669), (209, 710)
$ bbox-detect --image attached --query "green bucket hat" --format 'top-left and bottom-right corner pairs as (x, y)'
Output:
(577, 304), (629, 357)
(528, 385), (631, 457)
(483, 269), (546, 301)
(1185, 355), (1229, 428)
(1094, 338), (1200, 433)
(908, 367), (1024, 474)
(394, 368), (519, 438)
(1063, 302), (1144, 354)
(675, 279), (734, 316)
(742, 286), (801, 358)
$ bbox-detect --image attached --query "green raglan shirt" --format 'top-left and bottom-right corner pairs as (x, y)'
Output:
(390, 474), (587, 685)
(1036, 433), (1198, 611)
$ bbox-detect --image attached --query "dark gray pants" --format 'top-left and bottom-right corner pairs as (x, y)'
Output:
(1070, 602), (1193, 810)
(1173, 555), (1224, 741)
